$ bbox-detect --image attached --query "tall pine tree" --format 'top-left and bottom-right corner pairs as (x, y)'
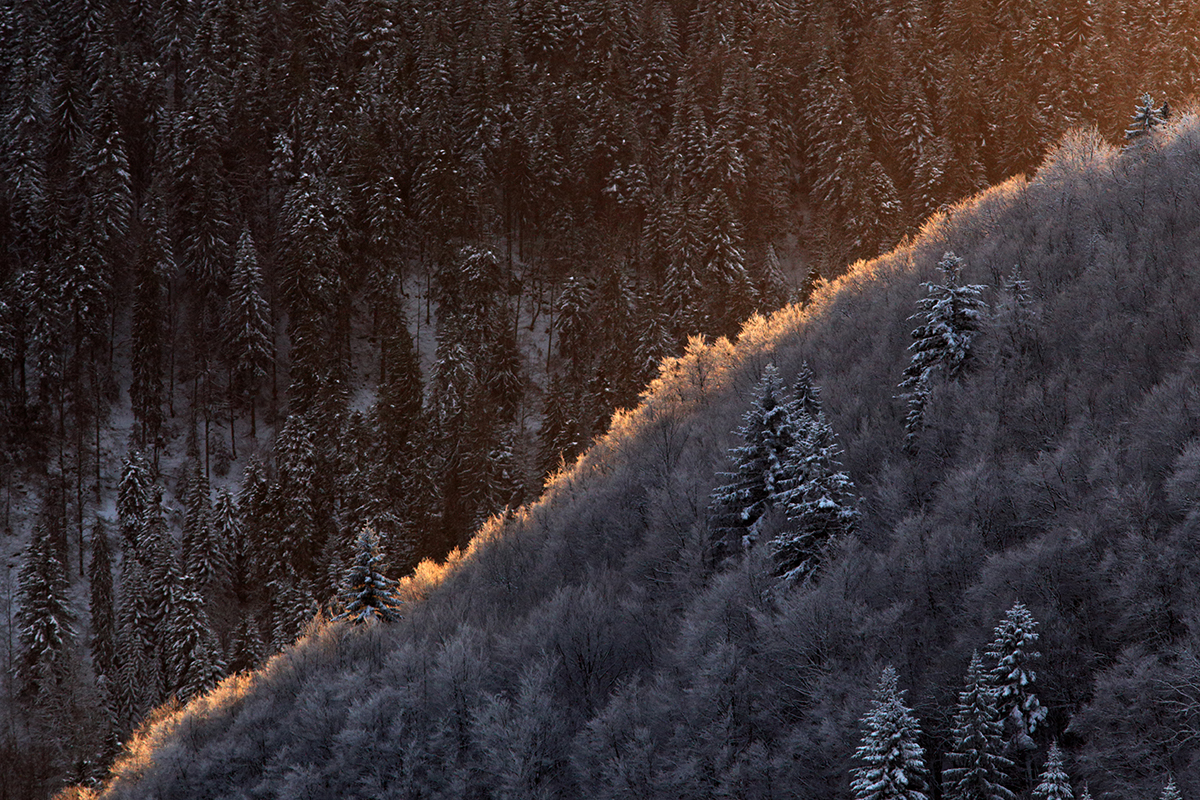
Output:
(944, 651), (1015, 800)
(851, 665), (929, 800)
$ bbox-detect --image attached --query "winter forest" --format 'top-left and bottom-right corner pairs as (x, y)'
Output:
(3, 0), (1200, 798)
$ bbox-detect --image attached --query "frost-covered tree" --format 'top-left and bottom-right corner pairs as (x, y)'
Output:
(1125, 93), (1169, 141)
(165, 575), (226, 704)
(16, 517), (77, 706)
(336, 527), (403, 625)
(851, 665), (929, 800)
(709, 363), (798, 555)
(899, 251), (987, 444)
(1159, 778), (1181, 800)
(773, 364), (860, 581)
(182, 458), (220, 593)
(1031, 742), (1072, 800)
(226, 225), (272, 437)
(117, 449), (153, 550)
(88, 517), (117, 685)
(944, 651), (1015, 800)
(987, 602), (1047, 750)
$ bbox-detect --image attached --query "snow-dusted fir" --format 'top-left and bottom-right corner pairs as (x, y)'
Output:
(899, 251), (987, 444)
(944, 651), (1015, 800)
(16, 518), (77, 705)
(709, 363), (799, 551)
(1160, 778), (1182, 800)
(986, 602), (1048, 749)
(1125, 93), (1169, 141)
(336, 527), (403, 625)
(773, 363), (860, 581)
(1031, 742), (1072, 800)
(851, 666), (929, 800)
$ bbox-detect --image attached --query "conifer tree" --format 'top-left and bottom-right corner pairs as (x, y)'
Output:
(226, 225), (272, 437)
(165, 575), (225, 704)
(773, 364), (860, 581)
(987, 602), (1048, 750)
(227, 615), (266, 674)
(1031, 742), (1072, 800)
(212, 487), (243, 598)
(1125, 93), (1169, 141)
(709, 363), (798, 556)
(16, 517), (77, 707)
(117, 449), (153, 550)
(899, 251), (987, 445)
(851, 665), (929, 800)
(1159, 778), (1181, 800)
(116, 552), (160, 728)
(944, 651), (1015, 800)
(88, 517), (116, 685)
(336, 527), (403, 625)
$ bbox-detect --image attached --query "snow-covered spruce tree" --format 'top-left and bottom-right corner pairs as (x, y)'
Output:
(117, 449), (153, 550)
(165, 574), (226, 704)
(225, 224), (272, 437)
(88, 517), (117, 685)
(336, 527), (403, 625)
(898, 251), (987, 446)
(944, 651), (1015, 800)
(1031, 742), (1072, 800)
(1125, 92), (1169, 141)
(773, 363), (860, 581)
(182, 458), (222, 594)
(709, 363), (799, 558)
(16, 517), (77, 708)
(851, 665), (929, 800)
(986, 602), (1047, 751)
(1159, 777), (1181, 800)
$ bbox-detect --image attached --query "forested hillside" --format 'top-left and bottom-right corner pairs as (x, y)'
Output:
(4, 0), (1200, 797)
(88, 107), (1200, 800)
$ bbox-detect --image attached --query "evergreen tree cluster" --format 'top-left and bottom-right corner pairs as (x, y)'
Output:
(708, 361), (860, 580)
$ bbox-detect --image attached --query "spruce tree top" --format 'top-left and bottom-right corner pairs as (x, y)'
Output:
(987, 602), (1048, 743)
(851, 665), (929, 800)
(1125, 93), (1169, 140)
(336, 528), (403, 626)
(1032, 742), (1073, 800)
(904, 251), (987, 385)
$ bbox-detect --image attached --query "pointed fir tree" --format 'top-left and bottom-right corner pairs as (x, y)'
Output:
(226, 225), (272, 436)
(182, 455), (223, 594)
(709, 363), (798, 557)
(166, 575), (226, 704)
(88, 517), (117, 685)
(851, 666), (929, 800)
(212, 487), (242, 598)
(773, 364), (860, 581)
(944, 651), (1015, 800)
(115, 551), (161, 729)
(336, 527), (403, 625)
(1159, 778), (1181, 800)
(227, 615), (266, 673)
(1125, 93), (1169, 141)
(117, 449), (153, 550)
(16, 517), (78, 708)
(987, 602), (1048, 750)
(899, 252), (987, 446)
(1031, 742), (1072, 800)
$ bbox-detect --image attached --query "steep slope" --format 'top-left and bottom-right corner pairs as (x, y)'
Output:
(98, 118), (1200, 800)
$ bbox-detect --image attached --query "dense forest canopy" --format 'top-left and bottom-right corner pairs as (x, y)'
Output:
(2, 0), (1200, 797)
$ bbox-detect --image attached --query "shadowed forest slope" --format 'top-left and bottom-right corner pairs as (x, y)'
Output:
(95, 114), (1200, 800)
